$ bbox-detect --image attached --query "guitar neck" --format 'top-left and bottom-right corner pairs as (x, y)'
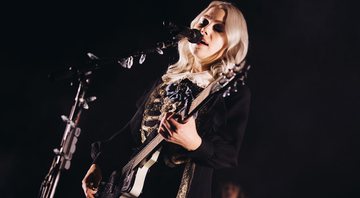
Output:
(122, 133), (164, 174)
(186, 77), (219, 118)
(188, 66), (247, 117)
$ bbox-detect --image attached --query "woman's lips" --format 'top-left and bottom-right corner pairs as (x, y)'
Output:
(198, 40), (209, 46)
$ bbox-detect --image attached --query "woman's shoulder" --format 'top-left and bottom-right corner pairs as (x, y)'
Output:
(135, 78), (164, 108)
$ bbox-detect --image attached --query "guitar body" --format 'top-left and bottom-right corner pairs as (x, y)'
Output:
(123, 148), (161, 197)
(96, 149), (161, 198)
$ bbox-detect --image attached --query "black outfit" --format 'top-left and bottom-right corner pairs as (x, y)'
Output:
(91, 77), (251, 198)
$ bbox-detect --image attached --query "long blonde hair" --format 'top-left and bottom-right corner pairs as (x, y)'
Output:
(162, 1), (249, 83)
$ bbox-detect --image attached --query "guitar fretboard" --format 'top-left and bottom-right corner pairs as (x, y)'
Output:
(187, 76), (222, 116)
(122, 133), (164, 174)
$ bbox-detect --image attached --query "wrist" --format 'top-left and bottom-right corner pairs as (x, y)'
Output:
(188, 137), (202, 151)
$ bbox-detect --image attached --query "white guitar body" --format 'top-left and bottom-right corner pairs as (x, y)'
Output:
(119, 148), (161, 198)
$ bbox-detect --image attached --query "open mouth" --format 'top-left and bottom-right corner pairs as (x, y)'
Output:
(199, 40), (208, 46)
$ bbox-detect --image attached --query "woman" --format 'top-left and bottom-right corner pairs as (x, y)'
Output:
(82, 1), (250, 198)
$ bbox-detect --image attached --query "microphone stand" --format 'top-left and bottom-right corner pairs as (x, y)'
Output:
(38, 42), (175, 198)
(39, 67), (96, 198)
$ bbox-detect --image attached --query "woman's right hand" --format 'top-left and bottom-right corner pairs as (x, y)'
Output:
(82, 164), (102, 198)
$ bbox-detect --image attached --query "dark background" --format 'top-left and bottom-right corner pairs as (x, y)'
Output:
(2, 0), (360, 197)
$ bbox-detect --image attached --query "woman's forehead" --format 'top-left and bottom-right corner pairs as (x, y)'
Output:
(202, 7), (226, 23)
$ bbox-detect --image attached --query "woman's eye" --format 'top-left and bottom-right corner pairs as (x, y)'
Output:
(198, 18), (209, 27)
(213, 24), (225, 32)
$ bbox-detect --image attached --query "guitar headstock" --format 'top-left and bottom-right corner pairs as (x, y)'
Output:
(211, 61), (251, 98)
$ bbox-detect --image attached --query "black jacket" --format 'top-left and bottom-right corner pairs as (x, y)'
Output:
(91, 79), (251, 198)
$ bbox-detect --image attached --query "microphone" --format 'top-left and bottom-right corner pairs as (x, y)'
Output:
(163, 21), (202, 44)
(177, 28), (202, 44)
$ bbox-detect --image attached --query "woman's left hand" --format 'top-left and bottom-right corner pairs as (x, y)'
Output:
(159, 113), (202, 151)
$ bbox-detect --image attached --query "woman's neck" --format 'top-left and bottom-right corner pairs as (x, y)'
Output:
(191, 59), (211, 73)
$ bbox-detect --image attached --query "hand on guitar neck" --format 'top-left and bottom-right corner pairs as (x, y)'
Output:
(82, 164), (102, 198)
(158, 112), (202, 151)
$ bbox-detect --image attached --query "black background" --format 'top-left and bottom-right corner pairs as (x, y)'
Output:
(1, 0), (360, 197)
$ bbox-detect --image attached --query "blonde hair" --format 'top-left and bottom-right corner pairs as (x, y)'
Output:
(162, 1), (249, 83)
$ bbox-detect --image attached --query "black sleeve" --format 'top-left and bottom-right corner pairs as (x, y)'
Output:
(91, 117), (137, 177)
(90, 78), (162, 176)
(187, 85), (251, 169)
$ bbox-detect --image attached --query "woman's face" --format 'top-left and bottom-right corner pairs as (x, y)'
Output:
(189, 6), (227, 64)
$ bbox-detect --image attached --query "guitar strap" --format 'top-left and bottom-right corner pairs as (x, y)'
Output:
(136, 78), (212, 197)
(176, 161), (196, 198)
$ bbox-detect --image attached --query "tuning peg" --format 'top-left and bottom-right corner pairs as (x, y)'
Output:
(231, 81), (238, 93)
(233, 65), (242, 73)
(246, 64), (251, 71)
(237, 76), (246, 85)
(222, 91), (228, 98)
(219, 76), (227, 85)
(222, 87), (232, 98)
(225, 69), (234, 79)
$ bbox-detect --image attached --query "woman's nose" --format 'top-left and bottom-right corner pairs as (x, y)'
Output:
(200, 26), (208, 35)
